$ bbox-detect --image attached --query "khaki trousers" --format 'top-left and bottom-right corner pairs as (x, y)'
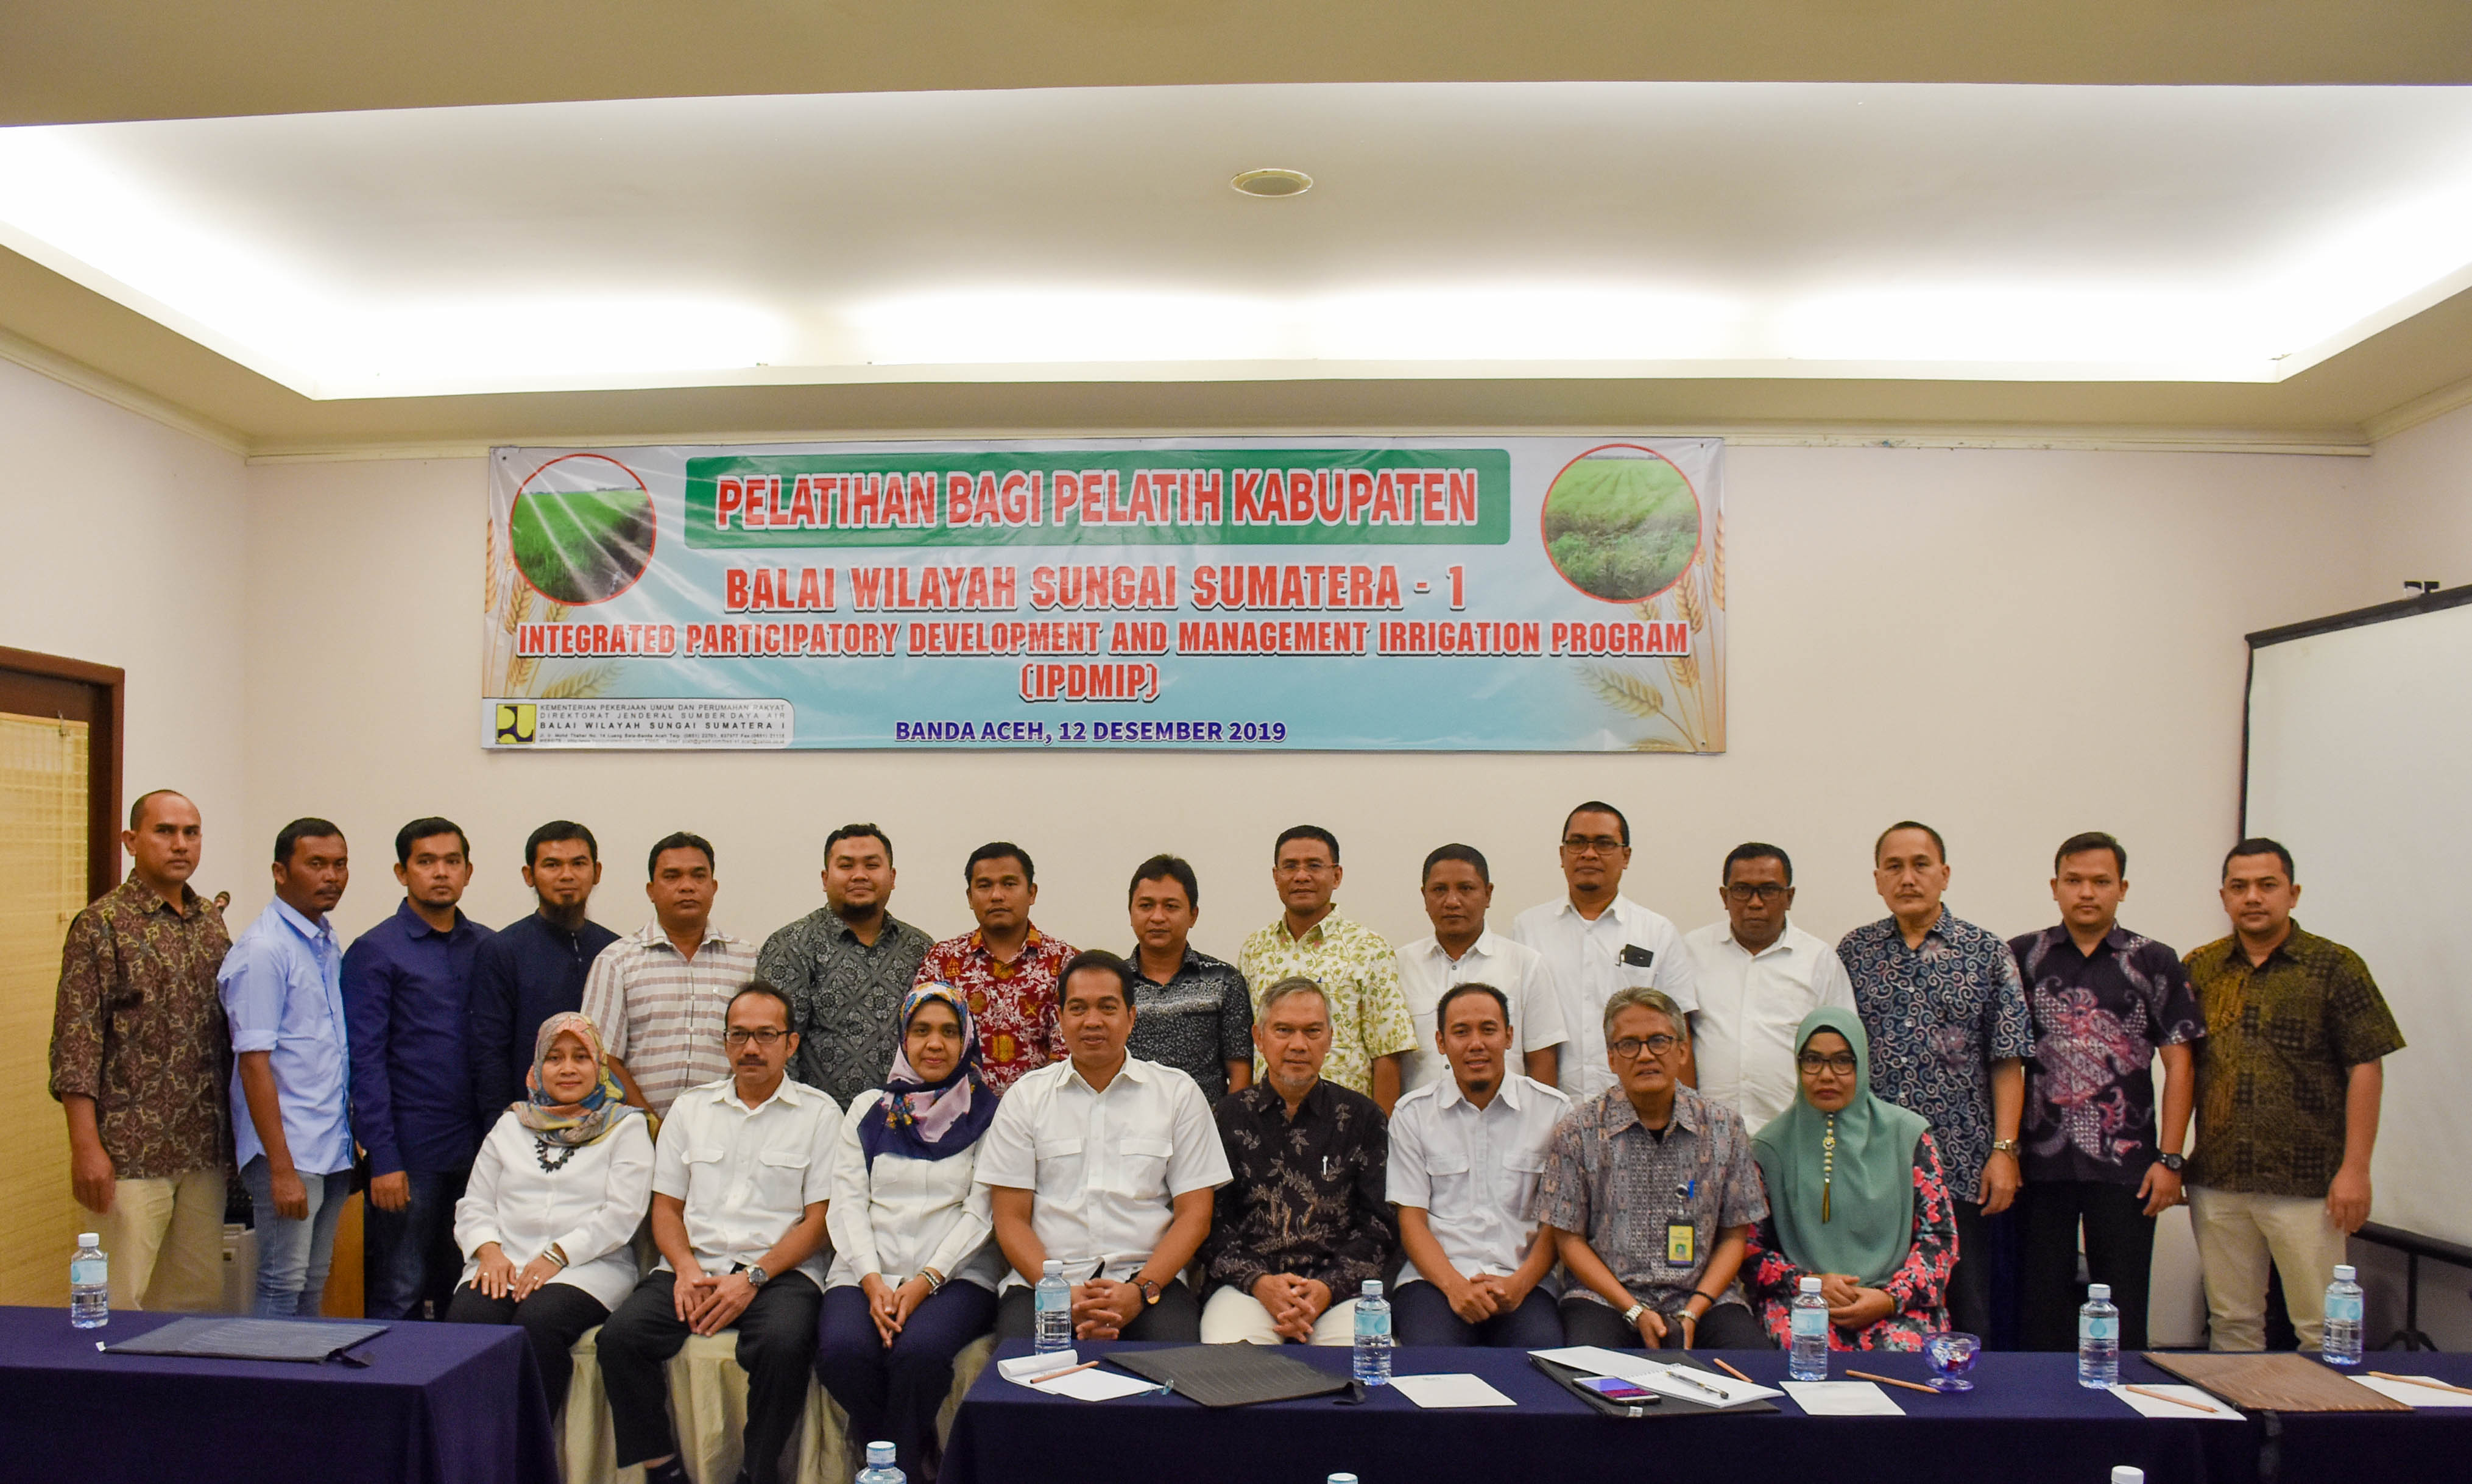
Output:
(1198, 1285), (1361, 1346)
(2188, 1184), (2350, 1352)
(100, 1168), (227, 1312)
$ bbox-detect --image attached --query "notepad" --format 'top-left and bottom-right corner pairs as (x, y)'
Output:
(2107, 1383), (2244, 1421)
(1782, 1381), (1905, 1416)
(2356, 1376), (2472, 1408)
(1527, 1346), (1780, 1408)
(1033, 1368), (1162, 1402)
(1389, 1373), (1516, 1409)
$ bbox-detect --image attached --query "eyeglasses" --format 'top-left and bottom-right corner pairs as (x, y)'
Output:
(1610, 1034), (1683, 1059)
(1723, 883), (1787, 903)
(1561, 835), (1627, 856)
(723, 1028), (787, 1047)
(1796, 1051), (1859, 1075)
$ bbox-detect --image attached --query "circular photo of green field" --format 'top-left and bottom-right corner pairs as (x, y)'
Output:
(1540, 445), (1703, 602)
(510, 455), (656, 605)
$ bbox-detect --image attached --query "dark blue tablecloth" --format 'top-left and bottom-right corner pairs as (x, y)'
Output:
(945, 1341), (2472, 1484)
(0, 1307), (559, 1484)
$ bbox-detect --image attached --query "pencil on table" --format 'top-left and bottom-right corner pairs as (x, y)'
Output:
(2123, 1383), (2218, 1413)
(2368, 1371), (2472, 1397)
(1711, 1358), (1754, 1383)
(1845, 1368), (1940, 1396)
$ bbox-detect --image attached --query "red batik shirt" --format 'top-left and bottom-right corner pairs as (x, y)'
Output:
(915, 925), (1075, 1094)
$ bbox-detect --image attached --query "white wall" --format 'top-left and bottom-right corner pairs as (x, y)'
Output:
(0, 358), (249, 859)
(2368, 400), (2472, 598)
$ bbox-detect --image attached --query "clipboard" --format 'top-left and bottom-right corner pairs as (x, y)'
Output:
(1104, 1344), (1353, 1407)
(101, 1316), (390, 1366)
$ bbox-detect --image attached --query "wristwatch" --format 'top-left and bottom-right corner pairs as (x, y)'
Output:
(1991, 1139), (2021, 1156)
(1621, 1301), (1648, 1326)
(1137, 1277), (1162, 1306)
(744, 1265), (770, 1288)
(2156, 1152), (2185, 1172)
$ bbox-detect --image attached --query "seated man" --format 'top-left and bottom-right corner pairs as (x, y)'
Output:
(979, 950), (1229, 1341)
(1200, 977), (1396, 1344)
(1387, 982), (1572, 1347)
(595, 984), (835, 1484)
(1535, 986), (1770, 1350)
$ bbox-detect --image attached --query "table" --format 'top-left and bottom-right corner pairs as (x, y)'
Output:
(0, 1307), (559, 1484)
(945, 1341), (2472, 1484)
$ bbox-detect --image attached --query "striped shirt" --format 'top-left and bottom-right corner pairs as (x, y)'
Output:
(581, 922), (760, 1117)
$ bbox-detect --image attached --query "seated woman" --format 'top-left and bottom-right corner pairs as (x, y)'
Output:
(447, 1011), (654, 1408)
(1746, 1008), (1957, 1351)
(814, 986), (1003, 1482)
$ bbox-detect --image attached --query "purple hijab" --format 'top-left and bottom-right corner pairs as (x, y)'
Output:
(860, 983), (998, 1165)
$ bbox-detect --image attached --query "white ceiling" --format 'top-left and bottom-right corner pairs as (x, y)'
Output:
(5, 82), (2472, 400)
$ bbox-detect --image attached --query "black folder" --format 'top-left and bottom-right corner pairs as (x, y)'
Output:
(1106, 1344), (1354, 1407)
(1529, 1354), (1780, 1417)
(102, 1316), (390, 1365)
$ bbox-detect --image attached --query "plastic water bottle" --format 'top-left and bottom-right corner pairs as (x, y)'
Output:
(1788, 1276), (1829, 1380)
(2078, 1282), (2121, 1388)
(856, 1441), (903, 1484)
(2323, 1264), (2365, 1366)
(1033, 1259), (1072, 1354)
(1353, 1279), (1392, 1384)
(70, 1233), (107, 1329)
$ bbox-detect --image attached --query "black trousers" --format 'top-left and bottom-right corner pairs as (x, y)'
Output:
(443, 1279), (608, 1413)
(596, 1269), (824, 1484)
(1949, 1199), (1993, 1339)
(993, 1279), (1201, 1342)
(1392, 1282), (1565, 1348)
(2020, 1179), (2156, 1351)
(1557, 1295), (1771, 1350)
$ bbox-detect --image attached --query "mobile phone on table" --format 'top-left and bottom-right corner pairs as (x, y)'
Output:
(1578, 1376), (1657, 1402)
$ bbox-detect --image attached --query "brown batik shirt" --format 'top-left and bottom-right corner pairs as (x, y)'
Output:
(49, 875), (233, 1178)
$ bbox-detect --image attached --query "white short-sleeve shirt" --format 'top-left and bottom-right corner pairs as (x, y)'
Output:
(1386, 1073), (1572, 1284)
(1683, 919), (1857, 1136)
(1393, 930), (1570, 1095)
(1510, 894), (1698, 1100)
(970, 1054), (1231, 1290)
(651, 1075), (840, 1287)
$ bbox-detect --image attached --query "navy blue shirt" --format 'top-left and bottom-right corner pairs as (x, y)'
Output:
(342, 899), (493, 1176)
(466, 910), (620, 1132)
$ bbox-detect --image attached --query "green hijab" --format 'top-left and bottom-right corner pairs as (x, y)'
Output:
(1750, 1007), (1930, 1287)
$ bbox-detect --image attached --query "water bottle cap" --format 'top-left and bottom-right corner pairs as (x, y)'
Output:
(2111, 1469), (2145, 1484)
(1329, 1475), (1360, 1484)
(2334, 1265), (2356, 1282)
(1799, 1276), (1823, 1293)
(1042, 1259), (1063, 1276)
(1360, 1279), (1382, 1298)
(866, 1443), (895, 1466)
(77, 1234), (98, 1247)
(2087, 1284), (2111, 1300)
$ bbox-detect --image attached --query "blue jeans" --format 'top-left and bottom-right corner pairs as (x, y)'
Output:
(1391, 1279), (1567, 1348)
(362, 1169), (468, 1321)
(240, 1156), (354, 1318)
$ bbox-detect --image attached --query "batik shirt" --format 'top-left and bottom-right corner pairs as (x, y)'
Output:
(1235, 913), (1417, 1098)
(1837, 908), (2032, 1204)
(2008, 924), (2205, 1186)
(1529, 1084), (1767, 1313)
(48, 876), (231, 1179)
(758, 904), (934, 1107)
(2183, 921), (2403, 1198)
(1126, 945), (1254, 1104)
(916, 925), (1075, 1094)
(1204, 1079), (1394, 1298)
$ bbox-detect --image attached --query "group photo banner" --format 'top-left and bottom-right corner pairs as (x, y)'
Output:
(481, 436), (1726, 752)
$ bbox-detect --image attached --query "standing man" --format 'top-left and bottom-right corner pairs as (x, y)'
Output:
(1125, 853), (1254, 1104)
(980, 952), (1230, 1342)
(49, 790), (231, 1312)
(344, 817), (493, 1321)
(1199, 977), (1396, 1346)
(1388, 983), (1573, 1348)
(583, 832), (759, 1118)
(1235, 825), (1416, 1113)
(221, 818), (355, 1317)
(914, 842), (1075, 1095)
(758, 822), (934, 1108)
(1684, 843), (1856, 1134)
(1837, 820), (2032, 1338)
(2184, 839), (2403, 1352)
(467, 821), (618, 1132)
(1511, 801), (1699, 1102)
(2008, 831), (2205, 1353)
(595, 984), (834, 1484)
(1396, 844), (1567, 1095)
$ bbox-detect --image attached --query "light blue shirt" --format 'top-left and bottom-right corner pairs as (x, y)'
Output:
(220, 897), (353, 1176)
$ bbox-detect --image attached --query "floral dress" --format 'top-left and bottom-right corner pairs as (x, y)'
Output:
(1745, 1129), (1957, 1351)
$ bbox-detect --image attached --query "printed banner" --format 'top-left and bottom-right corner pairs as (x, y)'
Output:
(482, 437), (1726, 751)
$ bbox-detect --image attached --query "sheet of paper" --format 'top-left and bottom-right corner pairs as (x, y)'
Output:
(1782, 1381), (1905, 1416)
(1625, 1363), (1782, 1407)
(2106, 1383), (2245, 1421)
(1530, 1344), (1656, 1377)
(1389, 1373), (1517, 1409)
(1031, 1368), (1162, 1401)
(2356, 1376), (2472, 1408)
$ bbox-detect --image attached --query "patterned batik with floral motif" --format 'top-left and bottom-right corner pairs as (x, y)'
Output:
(1746, 1129), (1958, 1352)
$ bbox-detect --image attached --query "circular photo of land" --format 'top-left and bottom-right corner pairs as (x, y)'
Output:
(509, 456), (656, 605)
(1540, 445), (1703, 602)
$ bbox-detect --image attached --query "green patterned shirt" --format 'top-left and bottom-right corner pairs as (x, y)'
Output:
(1235, 913), (1417, 1097)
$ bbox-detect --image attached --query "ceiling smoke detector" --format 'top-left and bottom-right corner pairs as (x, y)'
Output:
(1231, 168), (1313, 199)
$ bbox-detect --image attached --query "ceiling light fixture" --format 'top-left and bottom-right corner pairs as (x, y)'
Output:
(1231, 168), (1313, 198)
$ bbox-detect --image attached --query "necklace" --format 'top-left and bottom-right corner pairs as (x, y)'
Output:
(534, 1139), (580, 1173)
(1821, 1113), (1837, 1223)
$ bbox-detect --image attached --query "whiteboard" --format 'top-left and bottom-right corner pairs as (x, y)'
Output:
(2245, 592), (2472, 1249)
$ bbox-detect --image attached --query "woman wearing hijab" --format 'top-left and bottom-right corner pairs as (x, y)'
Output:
(448, 1011), (655, 1408)
(814, 985), (1004, 1480)
(1745, 1007), (1959, 1351)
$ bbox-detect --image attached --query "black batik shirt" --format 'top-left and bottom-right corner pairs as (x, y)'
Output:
(1204, 1079), (1394, 1298)
(1126, 945), (1254, 1104)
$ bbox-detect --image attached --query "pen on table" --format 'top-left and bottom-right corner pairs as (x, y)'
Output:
(2368, 1371), (2472, 1397)
(1662, 1368), (1728, 1402)
(2122, 1383), (2219, 1413)
(1711, 1358), (1755, 1384)
(1845, 1369), (1941, 1396)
